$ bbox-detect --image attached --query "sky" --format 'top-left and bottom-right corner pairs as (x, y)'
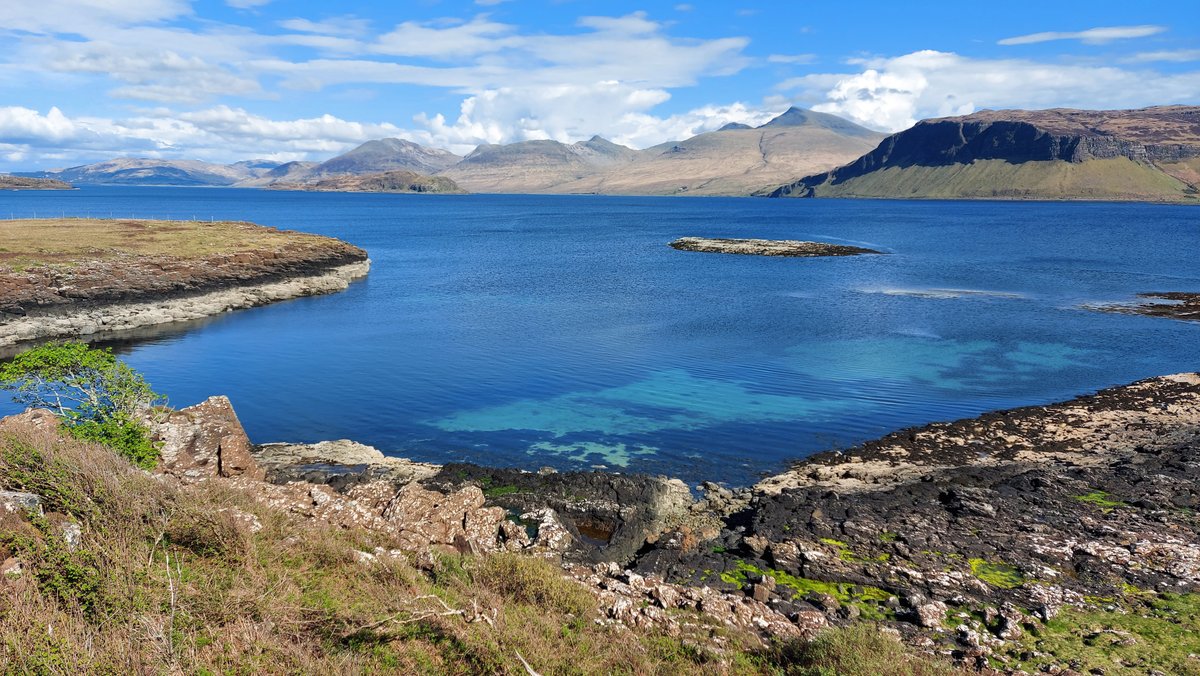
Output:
(1, 0), (1198, 171)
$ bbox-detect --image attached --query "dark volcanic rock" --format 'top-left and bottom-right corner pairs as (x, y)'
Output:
(424, 463), (693, 565)
(1090, 291), (1200, 322)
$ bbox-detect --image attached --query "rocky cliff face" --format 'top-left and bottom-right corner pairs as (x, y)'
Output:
(768, 106), (1200, 201)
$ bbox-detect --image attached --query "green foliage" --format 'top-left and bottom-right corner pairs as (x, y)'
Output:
(0, 341), (163, 467)
(2, 514), (102, 616)
(722, 560), (894, 620)
(67, 415), (158, 470)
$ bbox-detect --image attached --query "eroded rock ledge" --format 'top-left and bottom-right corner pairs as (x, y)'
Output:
(0, 219), (369, 346)
(669, 237), (880, 257)
(1089, 292), (1200, 323)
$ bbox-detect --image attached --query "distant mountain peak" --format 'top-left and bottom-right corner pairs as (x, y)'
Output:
(717, 122), (752, 131)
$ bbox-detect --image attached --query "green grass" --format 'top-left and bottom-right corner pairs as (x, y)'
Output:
(1001, 593), (1200, 675)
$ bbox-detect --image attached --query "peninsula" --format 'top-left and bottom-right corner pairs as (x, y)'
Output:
(0, 218), (368, 347)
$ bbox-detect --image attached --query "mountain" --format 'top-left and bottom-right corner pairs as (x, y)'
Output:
(0, 175), (71, 190)
(547, 107), (885, 196)
(21, 158), (280, 186)
(268, 170), (464, 194)
(765, 105), (1200, 202)
(310, 138), (461, 178)
(436, 137), (639, 193)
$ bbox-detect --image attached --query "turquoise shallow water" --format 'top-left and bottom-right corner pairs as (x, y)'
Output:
(0, 188), (1197, 485)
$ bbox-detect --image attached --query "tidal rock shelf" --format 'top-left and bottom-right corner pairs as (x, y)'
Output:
(669, 236), (880, 257)
(0, 218), (369, 347)
(1089, 291), (1200, 322)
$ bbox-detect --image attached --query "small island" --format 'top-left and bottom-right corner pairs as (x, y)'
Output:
(0, 175), (72, 190)
(267, 169), (465, 194)
(669, 236), (880, 257)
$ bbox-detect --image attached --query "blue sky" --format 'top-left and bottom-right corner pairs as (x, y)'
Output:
(1, 0), (1198, 170)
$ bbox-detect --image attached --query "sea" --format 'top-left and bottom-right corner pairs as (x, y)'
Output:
(1, 187), (1197, 486)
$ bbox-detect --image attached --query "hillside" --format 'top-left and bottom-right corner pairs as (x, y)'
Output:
(269, 170), (465, 194)
(0, 175), (71, 190)
(765, 105), (1200, 202)
(552, 108), (884, 196)
(437, 137), (638, 193)
(21, 159), (280, 187)
(311, 138), (461, 177)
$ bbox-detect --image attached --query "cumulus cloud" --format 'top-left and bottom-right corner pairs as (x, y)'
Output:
(998, 25), (1165, 46)
(0, 105), (414, 166)
(784, 50), (1200, 132)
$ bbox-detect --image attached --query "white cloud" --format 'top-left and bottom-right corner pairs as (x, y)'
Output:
(1126, 49), (1200, 63)
(373, 16), (516, 59)
(0, 1), (191, 36)
(784, 50), (1200, 132)
(768, 54), (817, 65)
(226, 0), (272, 8)
(998, 25), (1165, 46)
(0, 105), (414, 166)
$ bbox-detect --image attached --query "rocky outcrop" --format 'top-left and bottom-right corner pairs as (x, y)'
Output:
(669, 237), (880, 257)
(0, 491), (42, 517)
(1089, 291), (1200, 322)
(146, 396), (264, 480)
(255, 439), (440, 489)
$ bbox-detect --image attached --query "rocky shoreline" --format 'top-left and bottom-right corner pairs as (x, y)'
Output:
(669, 236), (881, 257)
(0, 260), (368, 348)
(97, 370), (1196, 672)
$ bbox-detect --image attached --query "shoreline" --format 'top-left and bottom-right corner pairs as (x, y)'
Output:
(0, 260), (369, 348)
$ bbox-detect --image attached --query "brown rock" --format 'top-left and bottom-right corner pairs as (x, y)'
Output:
(148, 396), (264, 480)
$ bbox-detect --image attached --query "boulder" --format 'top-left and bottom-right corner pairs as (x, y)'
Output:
(0, 491), (43, 517)
(147, 396), (264, 480)
(381, 484), (504, 555)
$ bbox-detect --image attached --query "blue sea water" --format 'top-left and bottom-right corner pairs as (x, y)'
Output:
(0, 187), (1197, 486)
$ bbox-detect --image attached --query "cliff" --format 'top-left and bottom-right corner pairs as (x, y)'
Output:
(766, 105), (1200, 202)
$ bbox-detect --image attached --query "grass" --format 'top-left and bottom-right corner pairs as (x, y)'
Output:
(0, 218), (343, 269)
(762, 624), (963, 675)
(999, 593), (1200, 675)
(812, 157), (1200, 203)
(0, 422), (971, 674)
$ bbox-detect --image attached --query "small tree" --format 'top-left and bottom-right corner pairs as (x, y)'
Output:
(0, 341), (164, 468)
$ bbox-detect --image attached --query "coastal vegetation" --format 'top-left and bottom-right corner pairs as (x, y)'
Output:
(0, 400), (959, 674)
(0, 341), (163, 468)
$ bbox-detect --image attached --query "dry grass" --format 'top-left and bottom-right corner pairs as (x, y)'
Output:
(0, 218), (337, 268)
(0, 427), (965, 674)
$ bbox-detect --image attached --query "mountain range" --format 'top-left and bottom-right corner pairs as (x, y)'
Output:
(18, 108), (883, 197)
(763, 105), (1200, 203)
